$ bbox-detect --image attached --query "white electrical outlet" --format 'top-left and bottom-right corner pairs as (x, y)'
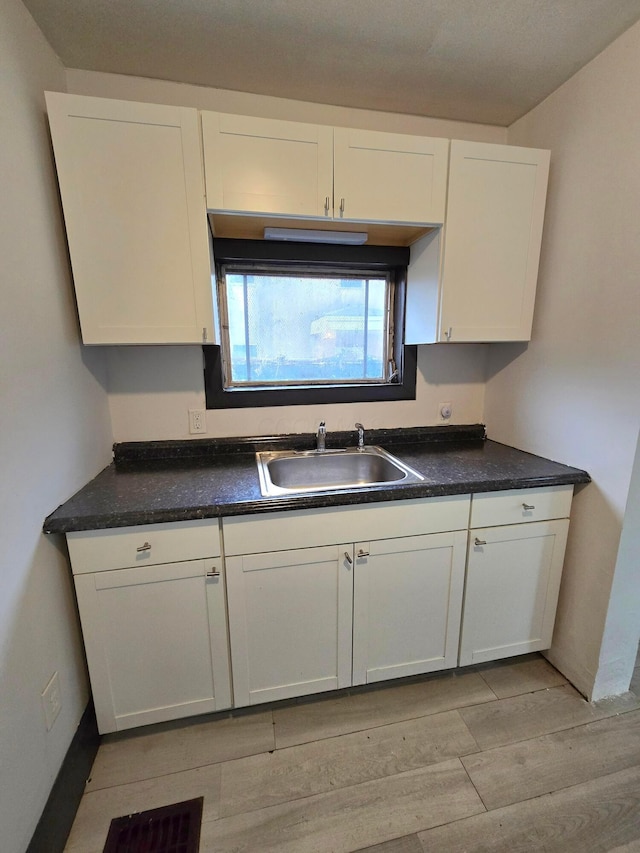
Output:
(438, 401), (453, 423)
(42, 672), (62, 731)
(188, 409), (207, 434)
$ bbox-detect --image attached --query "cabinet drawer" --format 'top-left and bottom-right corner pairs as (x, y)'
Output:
(222, 495), (470, 556)
(67, 519), (221, 574)
(470, 486), (573, 529)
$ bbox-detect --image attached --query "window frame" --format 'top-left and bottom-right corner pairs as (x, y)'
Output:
(204, 239), (417, 410)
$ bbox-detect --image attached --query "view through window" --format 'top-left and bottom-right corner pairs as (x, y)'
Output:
(219, 267), (392, 388)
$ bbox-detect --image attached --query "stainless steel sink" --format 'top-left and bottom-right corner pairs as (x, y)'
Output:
(256, 446), (425, 497)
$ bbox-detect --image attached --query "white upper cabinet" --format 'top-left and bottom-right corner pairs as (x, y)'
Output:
(46, 93), (214, 345)
(202, 112), (333, 217)
(333, 128), (449, 224)
(202, 112), (448, 226)
(438, 140), (550, 342)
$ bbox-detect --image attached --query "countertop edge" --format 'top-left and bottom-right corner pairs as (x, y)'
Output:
(43, 470), (591, 535)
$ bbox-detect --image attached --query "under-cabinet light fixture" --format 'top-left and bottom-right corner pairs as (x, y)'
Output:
(264, 227), (368, 245)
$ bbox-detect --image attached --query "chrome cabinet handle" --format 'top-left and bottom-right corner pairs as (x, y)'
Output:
(357, 548), (369, 558)
(136, 542), (151, 552)
(324, 196), (330, 216)
(522, 503), (536, 511)
(339, 198), (345, 217)
(206, 567), (220, 578)
(474, 537), (487, 546)
(344, 551), (353, 564)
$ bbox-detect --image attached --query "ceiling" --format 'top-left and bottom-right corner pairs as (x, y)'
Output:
(23, 0), (640, 126)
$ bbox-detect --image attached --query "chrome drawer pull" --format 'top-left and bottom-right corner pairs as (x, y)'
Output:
(344, 551), (353, 564)
(136, 542), (151, 552)
(206, 568), (220, 578)
(474, 537), (487, 546)
(522, 503), (536, 511)
(357, 549), (369, 558)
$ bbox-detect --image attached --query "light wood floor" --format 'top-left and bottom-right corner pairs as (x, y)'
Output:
(64, 654), (640, 852)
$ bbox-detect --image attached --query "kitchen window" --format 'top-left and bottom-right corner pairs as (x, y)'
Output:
(204, 239), (416, 408)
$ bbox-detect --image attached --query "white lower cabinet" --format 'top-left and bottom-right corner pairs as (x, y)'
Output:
(352, 531), (468, 685)
(459, 486), (573, 666)
(67, 520), (231, 734)
(225, 545), (353, 706)
(65, 487), (575, 729)
(222, 496), (471, 706)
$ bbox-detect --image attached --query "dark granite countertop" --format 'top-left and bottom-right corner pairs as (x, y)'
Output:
(43, 425), (590, 534)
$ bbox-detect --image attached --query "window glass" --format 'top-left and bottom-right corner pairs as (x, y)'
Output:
(204, 239), (416, 409)
(220, 268), (391, 388)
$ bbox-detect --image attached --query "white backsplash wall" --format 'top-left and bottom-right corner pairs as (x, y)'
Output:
(106, 344), (488, 441)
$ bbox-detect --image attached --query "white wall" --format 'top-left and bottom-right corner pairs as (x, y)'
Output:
(0, 2), (112, 850)
(65, 69), (508, 143)
(104, 343), (488, 441)
(65, 70), (502, 441)
(485, 21), (640, 698)
(594, 428), (640, 698)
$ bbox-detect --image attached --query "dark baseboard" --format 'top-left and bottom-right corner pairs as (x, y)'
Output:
(27, 700), (100, 853)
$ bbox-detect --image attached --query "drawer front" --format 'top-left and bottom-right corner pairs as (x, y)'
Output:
(222, 495), (470, 556)
(67, 519), (221, 574)
(470, 485), (573, 529)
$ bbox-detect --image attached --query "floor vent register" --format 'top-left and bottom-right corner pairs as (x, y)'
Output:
(102, 797), (203, 853)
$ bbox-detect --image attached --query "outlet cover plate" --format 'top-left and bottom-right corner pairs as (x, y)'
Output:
(188, 409), (207, 434)
(42, 671), (62, 731)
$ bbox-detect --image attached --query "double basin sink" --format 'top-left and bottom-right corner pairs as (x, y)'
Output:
(256, 446), (425, 497)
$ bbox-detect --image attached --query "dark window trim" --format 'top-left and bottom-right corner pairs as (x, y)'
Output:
(203, 344), (417, 408)
(212, 238), (410, 268)
(204, 239), (416, 409)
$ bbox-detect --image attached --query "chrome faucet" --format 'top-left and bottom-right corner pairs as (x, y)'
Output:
(316, 421), (326, 452)
(355, 422), (365, 450)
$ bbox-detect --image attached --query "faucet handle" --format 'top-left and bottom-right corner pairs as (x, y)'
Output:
(316, 421), (326, 452)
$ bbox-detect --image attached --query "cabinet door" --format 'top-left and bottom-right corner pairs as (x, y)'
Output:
(352, 531), (467, 685)
(334, 128), (448, 225)
(45, 93), (213, 344)
(439, 140), (550, 342)
(202, 112), (333, 217)
(74, 559), (230, 733)
(459, 519), (569, 666)
(226, 545), (353, 706)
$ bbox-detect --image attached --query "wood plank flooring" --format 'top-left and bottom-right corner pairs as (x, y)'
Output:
(64, 654), (640, 853)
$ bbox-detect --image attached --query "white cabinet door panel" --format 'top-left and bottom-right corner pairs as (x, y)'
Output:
(46, 93), (213, 344)
(74, 559), (229, 733)
(334, 128), (448, 224)
(352, 531), (467, 685)
(459, 519), (569, 666)
(226, 545), (353, 706)
(202, 112), (333, 217)
(439, 140), (550, 342)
